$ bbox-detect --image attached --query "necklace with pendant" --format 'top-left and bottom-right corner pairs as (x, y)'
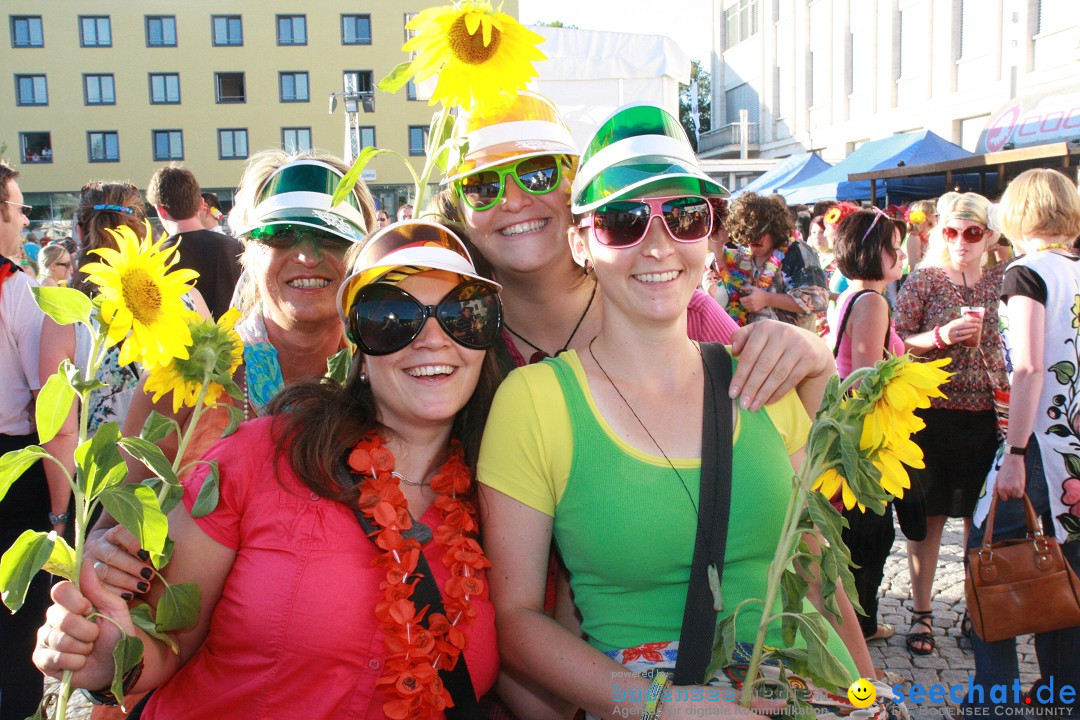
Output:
(504, 279), (597, 364)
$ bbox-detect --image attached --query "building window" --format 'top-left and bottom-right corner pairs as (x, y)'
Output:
(84, 74), (116, 105)
(152, 130), (183, 161)
(279, 72), (309, 102)
(404, 12), (418, 44)
(11, 16), (43, 48)
(20, 132), (52, 163)
(215, 72), (246, 103)
(359, 127), (376, 148)
(277, 15), (306, 45)
(149, 73), (180, 104)
(408, 126), (429, 156)
(724, 0), (759, 48)
(218, 129), (249, 160)
(282, 127), (313, 153)
(80, 16), (111, 47)
(406, 79), (418, 101)
(212, 15), (243, 46)
(88, 131), (119, 162)
(343, 70), (374, 94)
(725, 82), (760, 125)
(342, 14), (372, 45)
(959, 0), (991, 59)
(15, 75), (47, 106)
(145, 16), (177, 47)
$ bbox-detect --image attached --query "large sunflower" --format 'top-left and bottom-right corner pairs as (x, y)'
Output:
(144, 308), (244, 413)
(79, 222), (199, 368)
(402, 0), (545, 111)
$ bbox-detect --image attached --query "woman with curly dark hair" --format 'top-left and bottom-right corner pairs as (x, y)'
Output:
(715, 192), (828, 327)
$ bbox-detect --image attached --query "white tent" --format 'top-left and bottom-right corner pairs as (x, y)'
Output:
(530, 25), (692, 149)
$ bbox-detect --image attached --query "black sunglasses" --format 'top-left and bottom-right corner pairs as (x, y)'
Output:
(348, 281), (502, 356)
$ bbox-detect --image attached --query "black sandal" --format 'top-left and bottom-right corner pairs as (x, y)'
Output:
(906, 608), (935, 656)
(960, 610), (972, 639)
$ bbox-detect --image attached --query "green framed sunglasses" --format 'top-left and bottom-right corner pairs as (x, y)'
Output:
(455, 155), (565, 211)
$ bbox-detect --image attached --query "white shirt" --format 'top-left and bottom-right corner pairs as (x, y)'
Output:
(0, 270), (44, 435)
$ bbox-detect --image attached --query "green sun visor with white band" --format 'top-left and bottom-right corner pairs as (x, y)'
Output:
(571, 104), (727, 215)
(236, 160), (369, 244)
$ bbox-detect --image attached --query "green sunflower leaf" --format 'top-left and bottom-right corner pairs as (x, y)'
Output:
(109, 633), (144, 710)
(326, 347), (352, 386)
(0, 529), (54, 612)
(76, 422), (127, 500)
(118, 437), (177, 486)
(130, 603), (179, 654)
(378, 60), (416, 94)
(0, 445), (49, 503)
(35, 368), (76, 445)
(42, 535), (77, 582)
(189, 461), (220, 518)
(31, 286), (92, 327)
(98, 484), (168, 561)
(140, 411), (180, 445)
(155, 581), (201, 632)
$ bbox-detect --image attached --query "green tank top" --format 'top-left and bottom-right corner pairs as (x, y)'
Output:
(547, 356), (856, 678)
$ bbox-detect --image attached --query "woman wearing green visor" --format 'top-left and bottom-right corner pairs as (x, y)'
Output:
(479, 104), (901, 720)
(444, 93), (834, 413)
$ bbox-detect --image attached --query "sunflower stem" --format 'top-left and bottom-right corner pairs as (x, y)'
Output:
(412, 107), (451, 214)
(164, 370), (213, 503)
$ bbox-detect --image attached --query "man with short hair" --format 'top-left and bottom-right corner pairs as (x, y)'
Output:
(0, 160), (51, 719)
(397, 203), (414, 221)
(147, 166), (242, 318)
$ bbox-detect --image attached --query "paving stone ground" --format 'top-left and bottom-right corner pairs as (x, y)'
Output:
(45, 519), (1038, 720)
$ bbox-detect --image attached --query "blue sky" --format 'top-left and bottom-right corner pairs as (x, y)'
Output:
(517, 0), (713, 63)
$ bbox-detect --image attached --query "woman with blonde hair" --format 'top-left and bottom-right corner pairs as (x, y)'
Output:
(903, 199), (938, 268)
(894, 192), (1007, 655)
(36, 243), (72, 287)
(963, 169), (1080, 714)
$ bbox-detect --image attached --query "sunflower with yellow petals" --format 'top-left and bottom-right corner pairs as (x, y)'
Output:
(144, 308), (244, 413)
(401, 0), (546, 111)
(78, 222), (199, 368)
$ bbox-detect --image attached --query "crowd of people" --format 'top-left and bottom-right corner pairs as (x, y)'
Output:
(1, 89), (1078, 720)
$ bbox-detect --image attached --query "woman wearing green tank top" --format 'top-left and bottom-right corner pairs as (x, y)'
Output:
(479, 105), (901, 720)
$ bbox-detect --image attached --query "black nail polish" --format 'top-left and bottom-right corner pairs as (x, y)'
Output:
(121, 592), (134, 602)
(140, 567), (153, 580)
(137, 582), (150, 593)
(137, 549), (150, 561)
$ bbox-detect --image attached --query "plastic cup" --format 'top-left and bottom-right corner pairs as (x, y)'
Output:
(961, 306), (985, 348)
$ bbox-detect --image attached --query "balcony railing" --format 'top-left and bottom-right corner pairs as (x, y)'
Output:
(698, 122), (760, 154)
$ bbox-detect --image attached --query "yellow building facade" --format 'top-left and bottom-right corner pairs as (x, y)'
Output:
(2, 0), (518, 231)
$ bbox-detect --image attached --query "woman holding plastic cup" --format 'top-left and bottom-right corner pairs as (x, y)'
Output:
(893, 192), (1007, 656)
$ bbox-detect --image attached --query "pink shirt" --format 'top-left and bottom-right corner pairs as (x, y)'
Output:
(833, 290), (905, 378)
(143, 417), (498, 720)
(687, 288), (738, 343)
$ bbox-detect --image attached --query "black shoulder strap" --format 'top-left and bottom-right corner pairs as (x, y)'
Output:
(674, 342), (733, 686)
(832, 289), (890, 357)
(353, 508), (483, 719)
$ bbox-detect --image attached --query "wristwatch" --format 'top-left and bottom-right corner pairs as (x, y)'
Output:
(48, 512), (70, 525)
(1003, 443), (1028, 456)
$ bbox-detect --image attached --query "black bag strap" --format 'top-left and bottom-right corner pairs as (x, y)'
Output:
(352, 508), (482, 719)
(832, 289), (891, 358)
(674, 342), (734, 686)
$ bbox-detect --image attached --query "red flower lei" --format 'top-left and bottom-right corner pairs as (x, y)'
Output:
(347, 433), (491, 720)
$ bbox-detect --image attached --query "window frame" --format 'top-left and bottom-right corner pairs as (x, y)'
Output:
(215, 72), (246, 104)
(282, 127), (313, 153)
(341, 14), (372, 45)
(145, 15), (177, 47)
(79, 15), (112, 48)
(152, 129), (184, 161)
(211, 15), (243, 47)
(278, 71), (310, 103)
(218, 128), (250, 161)
(83, 73), (116, 106)
(19, 131), (53, 164)
(15, 74), (48, 106)
(10, 15), (44, 48)
(343, 70), (374, 94)
(408, 126), (429, 156)
(148, 73), (181, 105)
(87, 131), (120, 163)
(277, 15), (307, 46)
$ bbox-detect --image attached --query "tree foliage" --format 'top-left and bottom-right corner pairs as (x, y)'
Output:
(679, 60), (712, 151)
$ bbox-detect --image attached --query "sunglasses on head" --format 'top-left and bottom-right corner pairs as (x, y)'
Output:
(942, 226), (988, 243)
(348, 281), (502, 356)
(456, 155), (563, 211)
(579, 195), (713, 248)
(247, 224), (354, 252)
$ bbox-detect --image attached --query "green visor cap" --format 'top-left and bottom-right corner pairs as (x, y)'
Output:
(571, 104), (727, 215)
(236, 160), (369, 243)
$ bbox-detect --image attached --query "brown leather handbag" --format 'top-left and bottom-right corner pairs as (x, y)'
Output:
(965, 493), (1080, 642)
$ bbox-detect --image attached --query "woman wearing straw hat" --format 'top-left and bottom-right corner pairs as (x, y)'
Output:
(35, 220), (504, 719)
(479, 104), (894, 720)
(444, 91), (836, 412)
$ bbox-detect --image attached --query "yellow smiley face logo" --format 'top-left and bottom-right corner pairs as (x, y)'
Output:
(847, 678), (877, 708)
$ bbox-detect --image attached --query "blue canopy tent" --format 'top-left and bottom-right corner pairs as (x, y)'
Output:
(779, 131), (975, 204)
(732, 152), (832, 197)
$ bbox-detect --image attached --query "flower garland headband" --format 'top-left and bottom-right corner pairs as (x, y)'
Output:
(347, 433), (490, 719)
